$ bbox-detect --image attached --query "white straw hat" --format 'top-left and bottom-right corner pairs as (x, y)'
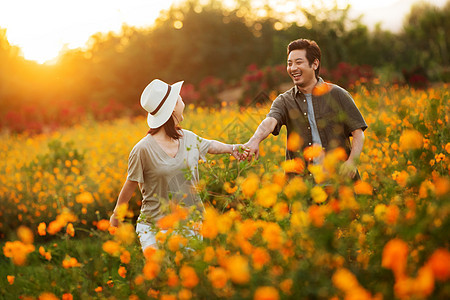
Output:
(140, 79), (184, 128)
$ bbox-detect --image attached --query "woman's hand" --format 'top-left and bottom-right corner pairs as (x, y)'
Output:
(231, 144), (250, 161)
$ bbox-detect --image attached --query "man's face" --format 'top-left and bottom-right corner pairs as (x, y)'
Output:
(287, 49), (318, 88)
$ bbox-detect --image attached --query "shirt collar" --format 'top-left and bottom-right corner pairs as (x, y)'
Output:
(294, 77), (325, 96)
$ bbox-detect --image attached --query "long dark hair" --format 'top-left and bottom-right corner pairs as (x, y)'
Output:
(148, 114), (182, 140)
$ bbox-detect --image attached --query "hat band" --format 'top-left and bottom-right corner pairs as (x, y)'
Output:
(150, 85), (172, 115)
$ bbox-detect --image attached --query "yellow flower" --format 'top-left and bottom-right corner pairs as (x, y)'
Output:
(201, 207), (219, 239)
(168, 235), (188, 252)
(114, 223), (135, 245)
(241, 173), (260, 198)
(310, 185), (327, 204)
(17, 226), (34, 244)
(262, 222), (283, 250)
(281, 158), (305, 174)
(256, 184), (280, 208)
(284, 177), (307, 199)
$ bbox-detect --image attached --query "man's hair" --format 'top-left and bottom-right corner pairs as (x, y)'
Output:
(148, 115), (182, 140)
(287, 39), (321, 79)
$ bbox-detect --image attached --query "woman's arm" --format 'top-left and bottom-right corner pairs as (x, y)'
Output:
(110, 179), (139, 227)
(207, 140), (249, 160)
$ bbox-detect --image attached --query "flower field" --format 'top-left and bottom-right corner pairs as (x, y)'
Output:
(1, 83), (449, 299)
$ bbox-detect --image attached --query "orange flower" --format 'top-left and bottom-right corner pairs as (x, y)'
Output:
(287, 132), (303, 151)
(280, 279), (293, 295)
(303, 145), (324, 161)
(114, 223), (135, 245)
(168, 235), (188, 252)
(38, 293), (59, 300)
(332, 268), (360, 293)
(262, 223), (283, 250)
(201, 207), (219, 239)
(143, 260), (161, 280)
(62, 293), (73, 300)
(102, 241), (121, 256)
(94, 286), (103, 293)
(166, 268), (179, 287)
(426, 248), (450, 281)
(96, 219), (110, 231)
(178, 289), (192, 300)
(120, 250), (131, 264)
(180, 265), (199, 288)
(312, 82), (331, 96)
(208, 267), (228, 289)
(281, 158), (305, 174)
(118, 266), (127, 278)
(62, 256), (81, 268)
(385, 205), (400, 224)
(354, 180), (373, 195)
(382, 238), (408, 278)
(254, 286), (280, 300)
(241, 173), (260, 198)
(226, 255), (250, 284)
(256, 184), (280, 208)
(308, 205), (325, 227)
(7, 275), (14, 285)
(399, 129), (423, 151)
(75, 192), (94, 204)
(17, 226), (34, 244)
(66, 223), (75, 237)
(37, 222), (47, 236)
(252, 247), (270, 270)
(204, 246), (215, 262)
(3, 241), (35, 265)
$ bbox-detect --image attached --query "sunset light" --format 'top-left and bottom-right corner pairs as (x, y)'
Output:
(0, 0), (447, 63)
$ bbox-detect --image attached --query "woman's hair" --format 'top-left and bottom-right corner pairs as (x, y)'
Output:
(287, 39), (321, 79)
(148, 114), (182, 140)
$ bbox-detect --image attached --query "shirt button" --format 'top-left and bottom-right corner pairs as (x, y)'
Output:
(309, 174), (313, 176)
(308, 127), (311, 130)
(304, 100), (306, 102)
(308, 142), (312, 145)
(304, 113), (307, 116)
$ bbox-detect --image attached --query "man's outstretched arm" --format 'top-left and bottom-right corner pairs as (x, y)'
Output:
(244, 117), (278, 161)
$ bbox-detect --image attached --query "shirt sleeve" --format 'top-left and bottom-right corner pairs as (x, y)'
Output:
(336, 88), (368, 136)
(195, 135), (211, 160)
(126, 147), (145, 183)
(266, 95), (286, 136)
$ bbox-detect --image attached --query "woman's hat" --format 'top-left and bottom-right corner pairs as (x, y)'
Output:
(140, 79), (184, 128)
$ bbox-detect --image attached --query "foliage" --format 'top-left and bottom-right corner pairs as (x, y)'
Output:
(1, 0), (450, 134)
(1, 82), (449, 299)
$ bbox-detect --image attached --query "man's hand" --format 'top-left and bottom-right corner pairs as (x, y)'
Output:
(109, 213), (119, 227)
(244, 140), (260, 162)
(231, 144), (250, 161)
(339, 159), (357, 178)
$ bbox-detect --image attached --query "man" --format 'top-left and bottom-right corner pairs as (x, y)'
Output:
(244, 39), (367, 180)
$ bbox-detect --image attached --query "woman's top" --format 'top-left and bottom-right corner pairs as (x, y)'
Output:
(126, 129), (211, 225)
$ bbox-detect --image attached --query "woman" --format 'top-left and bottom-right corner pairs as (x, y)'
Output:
(110, 79), (248, 251)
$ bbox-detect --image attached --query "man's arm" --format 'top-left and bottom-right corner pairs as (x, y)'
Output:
(244, 117), (278, 160)
(110, 179), (138, 227)
(340, 129), (365, 178)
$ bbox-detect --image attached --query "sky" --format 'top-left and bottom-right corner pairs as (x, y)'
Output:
(0, 0), (447, 64)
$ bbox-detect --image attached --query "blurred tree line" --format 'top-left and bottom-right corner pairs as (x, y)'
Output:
(0, 0), (449, 131)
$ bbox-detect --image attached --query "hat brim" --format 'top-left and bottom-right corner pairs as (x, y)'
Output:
(146, 81), (184, 128)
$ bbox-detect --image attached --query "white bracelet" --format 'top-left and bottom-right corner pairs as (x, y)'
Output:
(232, 144), (236, 153)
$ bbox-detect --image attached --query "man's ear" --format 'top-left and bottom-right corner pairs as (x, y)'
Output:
(313, 59), (319, 70)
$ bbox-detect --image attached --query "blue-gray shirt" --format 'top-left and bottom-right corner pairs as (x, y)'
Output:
(305, 93), (322, 146)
